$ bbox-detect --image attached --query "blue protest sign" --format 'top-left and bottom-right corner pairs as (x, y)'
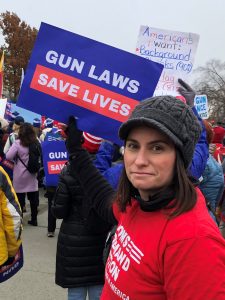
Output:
(42, 141), (68, 186)
(17, 22), (163, 145)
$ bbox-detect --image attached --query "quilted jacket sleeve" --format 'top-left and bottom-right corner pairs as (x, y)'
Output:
(69, 150), (117, 225)
(52, 166), (71, 219)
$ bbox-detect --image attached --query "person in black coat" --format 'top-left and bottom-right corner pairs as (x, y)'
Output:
(52, 154), (112, 300)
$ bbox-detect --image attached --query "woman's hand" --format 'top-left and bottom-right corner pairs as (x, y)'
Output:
(65, 116), (84, 157)
(178, 78), (196, 107)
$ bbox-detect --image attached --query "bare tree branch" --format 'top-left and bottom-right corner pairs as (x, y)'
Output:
(194, 59), (225, 123)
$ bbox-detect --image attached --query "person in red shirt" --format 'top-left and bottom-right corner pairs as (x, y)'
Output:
(65, 95), (225, 300)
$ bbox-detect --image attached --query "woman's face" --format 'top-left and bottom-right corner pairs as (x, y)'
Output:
(124, 126), (176, 200)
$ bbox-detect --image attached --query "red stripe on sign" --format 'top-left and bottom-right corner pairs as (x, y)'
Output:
(30, 65), (139, 123)
(47, 160), (67, 174)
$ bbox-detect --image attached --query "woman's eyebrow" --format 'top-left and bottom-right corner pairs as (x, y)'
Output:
(126, 138), (169, 145)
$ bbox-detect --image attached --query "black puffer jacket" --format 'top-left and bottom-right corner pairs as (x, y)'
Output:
(52, 163), (111, 288)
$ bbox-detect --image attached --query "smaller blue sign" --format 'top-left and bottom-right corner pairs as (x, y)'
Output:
(194, 95), (209, 119)
(42, 141), (68, 186)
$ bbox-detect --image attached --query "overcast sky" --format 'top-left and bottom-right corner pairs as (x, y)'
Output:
(0, 0), (224, 72)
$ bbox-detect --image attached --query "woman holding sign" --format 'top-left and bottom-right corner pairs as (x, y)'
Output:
(65, 95), (225, 299)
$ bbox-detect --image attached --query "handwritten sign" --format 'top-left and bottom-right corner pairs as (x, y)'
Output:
(17, 22), (163, 145)
(194, 95), (209, 119)
(136, 26), (199, 96)
(42, 141), (68, 186)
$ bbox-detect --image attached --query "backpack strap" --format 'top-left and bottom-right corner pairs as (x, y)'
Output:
(33, 142), (43, 166)
(17, 154), (28, 170)
(9, 134), (13, 146)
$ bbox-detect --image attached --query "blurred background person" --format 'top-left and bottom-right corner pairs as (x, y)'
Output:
(4, 115), (24, 154)
(199, 120), (224, 223)
(40, 118), (55, 142)
(51, 132), (110, 300)
(5, 123), (40, 226)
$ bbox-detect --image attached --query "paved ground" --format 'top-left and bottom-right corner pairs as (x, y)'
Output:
(0, 188), (67, 300)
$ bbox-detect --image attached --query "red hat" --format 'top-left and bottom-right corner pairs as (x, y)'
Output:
(212, 126), (225, 143)
(82, 132), (102, 153)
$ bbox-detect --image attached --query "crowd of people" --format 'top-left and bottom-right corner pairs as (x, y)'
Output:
(0, 79), (225, 299)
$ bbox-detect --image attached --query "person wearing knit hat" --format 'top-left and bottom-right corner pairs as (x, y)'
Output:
(82, 132), (102, 153)
(119, 96), (201, 169)
(65, 93), (225, 299)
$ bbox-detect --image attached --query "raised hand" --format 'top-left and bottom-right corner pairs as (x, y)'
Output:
(65, 116), (84, 156)
(177, 78), (196, 107)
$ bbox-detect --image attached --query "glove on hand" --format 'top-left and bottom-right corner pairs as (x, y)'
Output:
(177, 78), (196, 107)
(65, 116), (84, 156)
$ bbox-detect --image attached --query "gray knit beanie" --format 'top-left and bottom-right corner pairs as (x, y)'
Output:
(119, 95), (202, 169)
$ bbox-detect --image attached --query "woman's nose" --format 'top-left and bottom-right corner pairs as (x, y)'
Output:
(134, 148), (149, 166)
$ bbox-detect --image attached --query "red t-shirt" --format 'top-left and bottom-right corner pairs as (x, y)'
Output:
(101, 188), (225, 300)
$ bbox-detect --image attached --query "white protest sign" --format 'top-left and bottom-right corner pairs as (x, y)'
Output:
(136, 26), (200, 96)
(0, 98), (7, 118)
(194, 95), (209, 119)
